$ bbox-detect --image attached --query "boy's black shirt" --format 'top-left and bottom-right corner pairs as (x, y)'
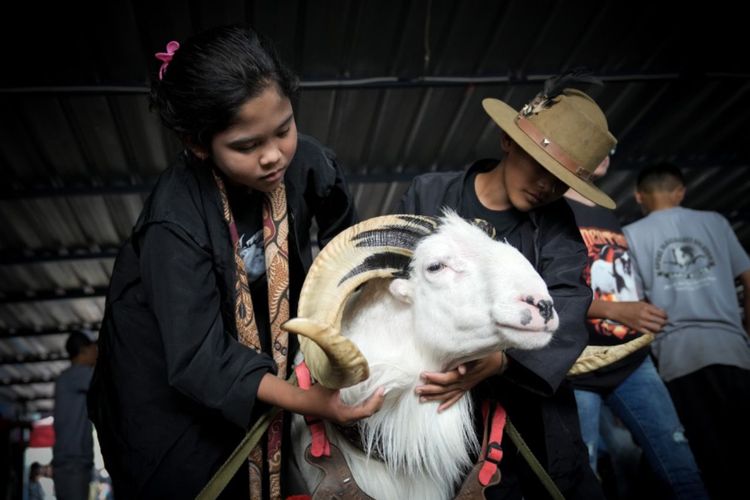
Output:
(462, 169), (525, 245)
(399, 159), (600, 497)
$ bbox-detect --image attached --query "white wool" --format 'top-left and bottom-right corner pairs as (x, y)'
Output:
(292, 214), (558, 499)
(343, 284), (478, 494)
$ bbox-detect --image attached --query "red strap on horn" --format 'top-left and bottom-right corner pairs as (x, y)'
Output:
(479, 400), (507, 486)
(295, 362), (331, 457)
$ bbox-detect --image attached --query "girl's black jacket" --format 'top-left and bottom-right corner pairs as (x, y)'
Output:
(88, 135), (356, 498)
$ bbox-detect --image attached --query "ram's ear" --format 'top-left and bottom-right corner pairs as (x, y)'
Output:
(388, 278), (414, 304)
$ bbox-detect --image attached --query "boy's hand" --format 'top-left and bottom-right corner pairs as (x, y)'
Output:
(416, 351), (507, 412)
(608, 301), (667, 334)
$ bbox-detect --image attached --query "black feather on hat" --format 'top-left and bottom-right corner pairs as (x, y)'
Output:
(542, 68), (603, 100)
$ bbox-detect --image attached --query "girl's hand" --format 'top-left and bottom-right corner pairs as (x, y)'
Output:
(303, 384), (385, 426)
(258, 373), (384, 426)
(415, 351), (507, 413)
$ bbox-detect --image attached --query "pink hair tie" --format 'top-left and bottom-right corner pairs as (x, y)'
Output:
(155, 41), (180, 80)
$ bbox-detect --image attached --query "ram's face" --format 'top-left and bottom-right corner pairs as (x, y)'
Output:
(388, 215), (557, 367)
(286, 212), (559, 389)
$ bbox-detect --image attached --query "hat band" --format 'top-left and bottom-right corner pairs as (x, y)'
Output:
(514, 115), (592, 182)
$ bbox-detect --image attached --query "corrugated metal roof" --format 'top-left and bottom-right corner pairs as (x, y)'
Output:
(1, 0), (748, 415)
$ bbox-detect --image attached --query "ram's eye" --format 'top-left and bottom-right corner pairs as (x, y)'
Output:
(426, 262), (445, 273)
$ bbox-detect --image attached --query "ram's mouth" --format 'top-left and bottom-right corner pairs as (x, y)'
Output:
(494, 320), (554, 333)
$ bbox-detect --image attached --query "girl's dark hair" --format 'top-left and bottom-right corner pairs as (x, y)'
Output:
(150, 25), (298, 150)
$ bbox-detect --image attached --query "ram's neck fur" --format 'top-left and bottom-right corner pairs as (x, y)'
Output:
(335, 280), (479, 494)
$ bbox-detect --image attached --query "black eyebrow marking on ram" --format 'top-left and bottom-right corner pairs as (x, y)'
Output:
(339, 252), (413, 285)
(352, 225), (430, 249)
(395, 215), (438, 231)
(339, 218), (439, 286)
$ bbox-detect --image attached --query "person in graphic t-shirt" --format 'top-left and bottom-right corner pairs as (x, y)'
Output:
(623, 161), (750, 500)
(566, 156), (706, 499)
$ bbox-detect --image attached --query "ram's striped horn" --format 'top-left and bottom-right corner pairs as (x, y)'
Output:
(568, 333), (655, 376)
(282, 215), (440, 389)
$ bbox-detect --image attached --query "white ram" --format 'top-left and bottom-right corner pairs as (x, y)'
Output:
(283, 212), (558, 499)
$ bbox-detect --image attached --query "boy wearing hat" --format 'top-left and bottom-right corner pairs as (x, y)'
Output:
(398, 84), (612, 498)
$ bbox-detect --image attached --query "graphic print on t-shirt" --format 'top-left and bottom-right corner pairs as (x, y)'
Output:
(655, 237), (716, 290)
(579, 227), (639, 339)
(238, 229), (266, 283)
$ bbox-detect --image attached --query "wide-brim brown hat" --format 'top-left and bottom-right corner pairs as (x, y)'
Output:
(482, 88), (617, 209)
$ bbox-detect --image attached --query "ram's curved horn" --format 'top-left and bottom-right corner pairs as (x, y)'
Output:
(568, 333), (655, 376)
(282, 214), (440, 389)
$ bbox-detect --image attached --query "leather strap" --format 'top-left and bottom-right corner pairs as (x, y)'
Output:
(297, 362), (372, 498)
(478, 401), (506, 486)
(452, 400), (504, 499)
(330, 421), (387, 462)
(304, 444), (374, 500)
(453, 460), (501, 499)
(515, 115), (592, 181)
(453, 401), (565, 500)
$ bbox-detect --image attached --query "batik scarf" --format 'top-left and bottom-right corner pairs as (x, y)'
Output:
(213, 170), (290, 500)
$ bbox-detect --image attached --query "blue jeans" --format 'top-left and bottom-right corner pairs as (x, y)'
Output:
(574, 356), (708, 500)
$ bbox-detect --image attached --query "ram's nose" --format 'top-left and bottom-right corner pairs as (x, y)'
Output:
(535, 299), (554, 323)
(521, 295), (559, 330)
